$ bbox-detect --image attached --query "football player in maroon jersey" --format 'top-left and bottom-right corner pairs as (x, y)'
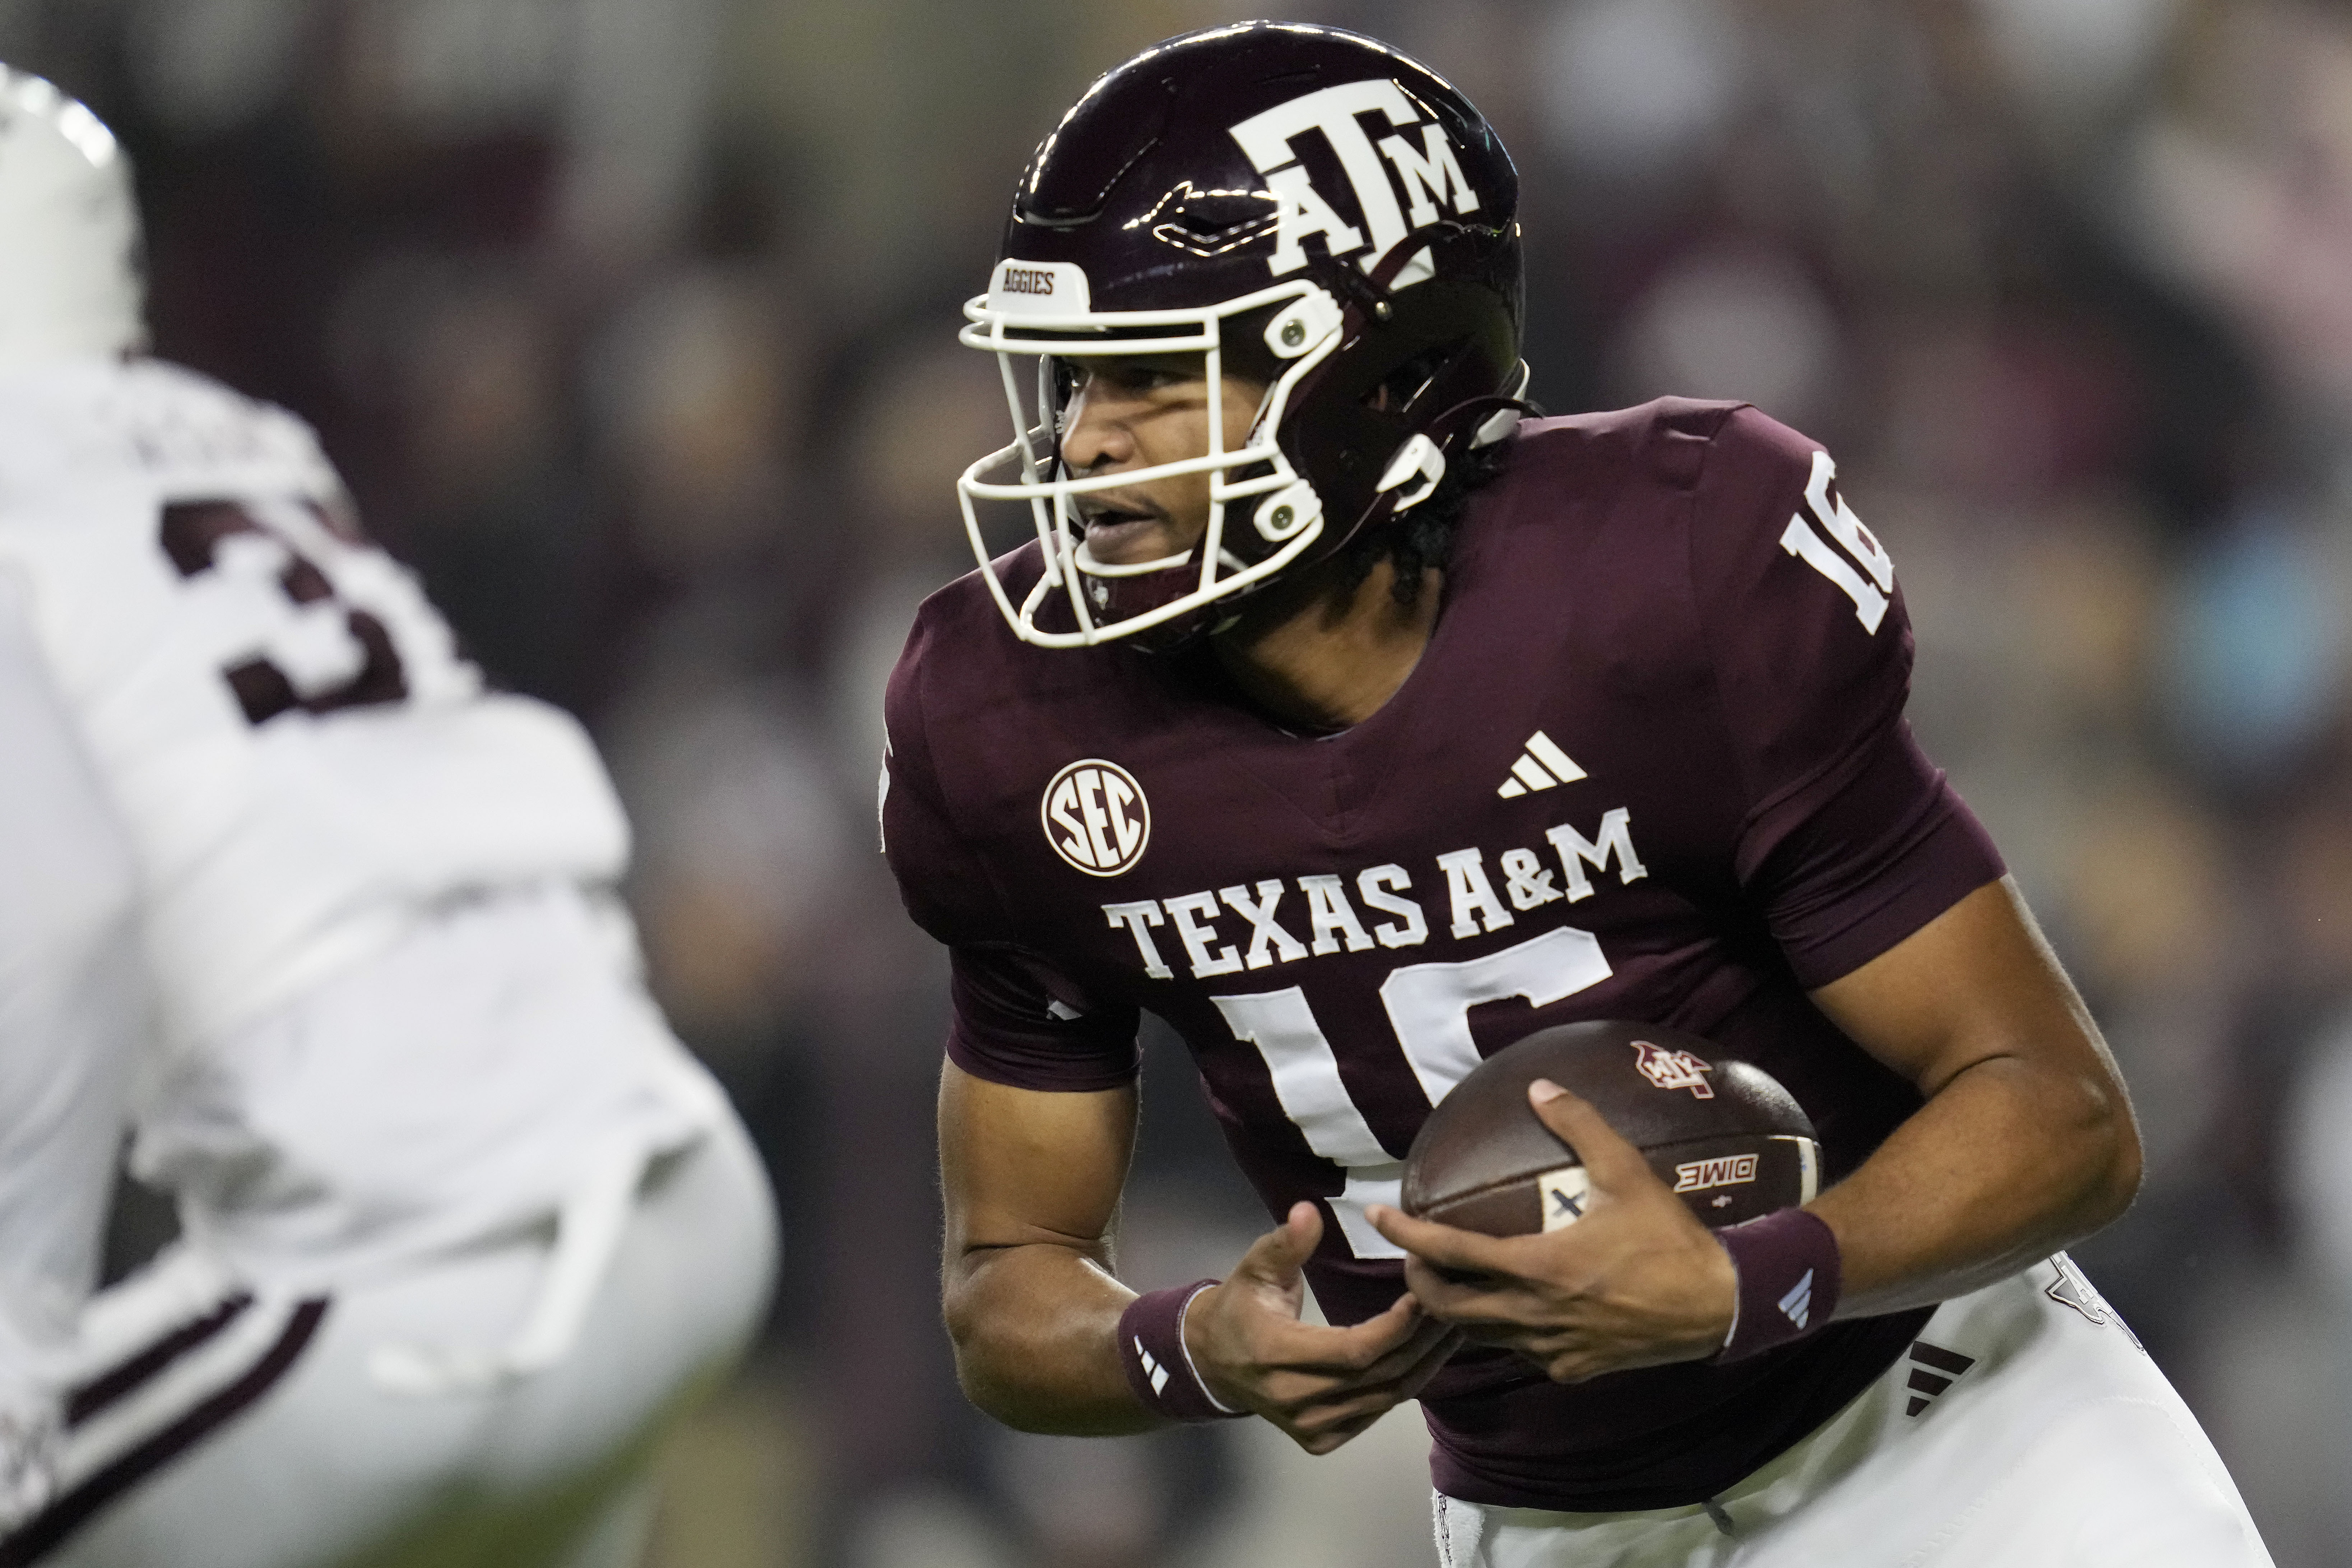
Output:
(883, 23), (2273, 1565)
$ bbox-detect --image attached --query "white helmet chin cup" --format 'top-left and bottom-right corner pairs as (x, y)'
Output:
(0, 67), (145, 371)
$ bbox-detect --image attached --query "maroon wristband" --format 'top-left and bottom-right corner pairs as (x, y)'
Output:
(1711, 1207), (1843, 1364)
(1117, 1280), (1245, 1423)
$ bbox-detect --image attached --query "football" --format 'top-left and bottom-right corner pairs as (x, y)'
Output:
(1401, 1020), (1821, 1237)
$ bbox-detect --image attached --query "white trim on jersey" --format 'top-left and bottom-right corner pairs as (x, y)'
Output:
(0, 1255), (328, 1567)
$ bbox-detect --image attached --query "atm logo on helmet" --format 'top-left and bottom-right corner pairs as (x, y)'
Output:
(1228, 80), (1480, 279)
(1043, 760), (1152, 877)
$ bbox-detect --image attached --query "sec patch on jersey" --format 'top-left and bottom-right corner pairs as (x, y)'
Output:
(1401, 1020), (1821, 1237)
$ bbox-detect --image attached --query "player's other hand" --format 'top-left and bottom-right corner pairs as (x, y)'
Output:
(1367, 1079), (1738, 1383)
(1185, 1202), (1460, 1455)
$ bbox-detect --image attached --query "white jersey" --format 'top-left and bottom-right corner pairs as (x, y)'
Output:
(0, 357), (627, 1047)
(0, 357), (724, 1288)
(0, 577), (145, 1523)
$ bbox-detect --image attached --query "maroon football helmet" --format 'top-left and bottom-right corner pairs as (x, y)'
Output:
(957, 23), (1528, 648)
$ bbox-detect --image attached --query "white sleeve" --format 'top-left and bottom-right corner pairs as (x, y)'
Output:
(0, 570), (147, 1435)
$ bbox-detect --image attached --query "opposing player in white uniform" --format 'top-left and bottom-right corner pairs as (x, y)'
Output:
(0, 67), (778, 1568)
(0, 516), (145, 1548)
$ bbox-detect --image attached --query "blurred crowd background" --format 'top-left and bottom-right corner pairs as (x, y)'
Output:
(4, 0), (2352, 1562)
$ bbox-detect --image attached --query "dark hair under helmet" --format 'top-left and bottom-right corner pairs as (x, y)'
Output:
(956, 21), (1527, 648)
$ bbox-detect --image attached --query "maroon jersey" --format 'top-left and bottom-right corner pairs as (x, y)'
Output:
(882, 399), (2004, 1511)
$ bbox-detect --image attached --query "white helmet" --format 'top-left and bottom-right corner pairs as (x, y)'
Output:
(0, 66), (144, 370)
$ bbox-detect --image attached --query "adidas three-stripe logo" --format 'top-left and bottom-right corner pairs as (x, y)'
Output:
(1778, 1269), (1814, 1330)
(1134, 1337), (1170, 1398)
(1904, 1339), (1976, 1416)
(1497, 731), (1587, 798)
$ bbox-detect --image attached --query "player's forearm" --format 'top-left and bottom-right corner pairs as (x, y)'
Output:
(942, 1242), (1161, 1435)
(1811, 1051), (2140, 1318)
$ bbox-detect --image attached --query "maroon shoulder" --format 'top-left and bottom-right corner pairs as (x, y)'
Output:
(882, 540), (1156, 946)
(1659, 407), (2004, 983)
(881, 545), (1046, 947)
(1466, 395), (1962, 967)
(883, 547), (1152, 1089)
(894, 541), (1050, 689)
(1498, 397), (1751, 493)
(1677, 406), (1910, 812)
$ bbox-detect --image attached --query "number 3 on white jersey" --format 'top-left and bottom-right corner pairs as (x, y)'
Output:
(1780, 450), (1894, 634)
(161, 496), (477, 725)
(1212, 926), (1613, 1258)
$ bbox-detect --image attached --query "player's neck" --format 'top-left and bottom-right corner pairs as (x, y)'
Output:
(1210, 557), (1443, 732)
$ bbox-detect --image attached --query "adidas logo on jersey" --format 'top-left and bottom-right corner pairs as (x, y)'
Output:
(1496, 732), (1586, 798)
(1904, 1339), (1976, 1416)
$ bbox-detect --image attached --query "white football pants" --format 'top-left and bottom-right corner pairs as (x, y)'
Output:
(1434, 1255), (2272, 1568)
(6, 1113), (775, 1568)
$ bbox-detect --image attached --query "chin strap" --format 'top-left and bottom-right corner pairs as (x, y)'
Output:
(1373, 372), (1536, 516)
(1465, 359), (1535, 449)
(1374, 433), (1448, 511)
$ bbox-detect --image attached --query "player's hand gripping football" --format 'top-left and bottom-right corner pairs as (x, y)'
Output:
(1367, 1080), (1739, 1383)
(1185, 1202), (1462, 1454)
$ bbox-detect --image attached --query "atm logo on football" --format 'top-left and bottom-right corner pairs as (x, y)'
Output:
(1043, 759), (1151, 877)
(1632, 1039), (1716, 1098)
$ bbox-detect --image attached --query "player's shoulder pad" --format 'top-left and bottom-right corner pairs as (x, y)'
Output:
(0, 357), (338, 501)
(1684, 402), (1909, 748)
(900, 539), (1045, 658)
(1664, 403), (1835, 562)
(1503, 397), (1758, 493)
(889, 538), (1133, 734)
(891, 542), (1034, 727)
(882, 547), (1068, 940)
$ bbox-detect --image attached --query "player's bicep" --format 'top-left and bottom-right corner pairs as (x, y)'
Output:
(1806, 877), (2118, 1101)
(939, 1061), (1137, 1261)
